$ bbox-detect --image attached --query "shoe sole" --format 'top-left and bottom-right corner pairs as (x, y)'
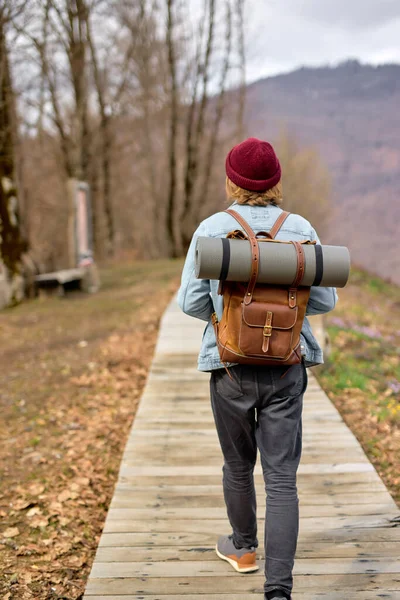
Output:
(215, 544), (260, 573)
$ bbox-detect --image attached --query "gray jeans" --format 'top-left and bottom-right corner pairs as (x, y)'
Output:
(210, 362), (307, 597)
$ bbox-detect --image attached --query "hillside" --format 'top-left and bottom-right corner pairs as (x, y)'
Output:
(245, 60), (400, 283)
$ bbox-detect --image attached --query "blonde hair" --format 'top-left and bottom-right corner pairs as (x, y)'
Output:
(226, 176), (283, 206)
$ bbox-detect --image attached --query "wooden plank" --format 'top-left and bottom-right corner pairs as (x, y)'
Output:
(90, 558), (400, 578)
(102, 515), (398, 534)
(35, 267), (84, 284)
(116, 470), (385, 486)
(119, 463), (376, 477)
(115, 481), (386, 493)
(133, 417), (350, 427)
(85, 573), (400, 595)
(85, 593), (400, 600)
(128, 428), (358, 441)
(110, 491), (395, 509)
(126, 439), (360, 450)
(106, 504), (398, 520)
(136, 405), (342, 418)
(95, 541), (400, 562)
(120, 452), (367, 466)
(97, 527), (400, 547)
(122, 443), (366, 456)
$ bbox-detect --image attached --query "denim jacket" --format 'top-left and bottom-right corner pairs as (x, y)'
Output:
(178, 202), (338, 371)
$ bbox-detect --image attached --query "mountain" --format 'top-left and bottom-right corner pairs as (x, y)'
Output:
(245, 60), (400, 285)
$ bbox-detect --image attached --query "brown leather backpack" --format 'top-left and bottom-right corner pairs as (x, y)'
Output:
(211, 209), (312, 367)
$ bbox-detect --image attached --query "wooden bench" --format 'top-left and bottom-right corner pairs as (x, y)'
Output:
(35, 268), (85, 296)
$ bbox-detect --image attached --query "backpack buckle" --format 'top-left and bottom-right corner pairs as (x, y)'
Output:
(263, 311), (273, 337)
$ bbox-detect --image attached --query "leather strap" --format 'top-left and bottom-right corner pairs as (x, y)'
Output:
(224, 209), (292, 305)
(225, 210), (259, 305)
(288, 241), (306, 308)
(268, 211), (290, 239)
(225, 209), (257, 239)
(291, 241), (305, 288)
(211, 313), (233, 379)
(262, 311), (273, 353)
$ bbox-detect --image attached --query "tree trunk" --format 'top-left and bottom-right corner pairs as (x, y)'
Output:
(86, 12), (114, 255)
(181, 0), (215, 243)
(191, 0), (232, 231)
(0, 16), (26, 303)
(235, 0), (246, 141)
(166, 0), (179, 257)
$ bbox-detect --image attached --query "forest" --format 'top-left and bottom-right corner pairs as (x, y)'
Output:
(0, 0), (330, 304)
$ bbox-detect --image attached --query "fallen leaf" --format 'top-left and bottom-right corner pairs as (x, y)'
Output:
(13, 500), (36, 511)
(21, 572), (33, 584)
(75, 476), (90, 486)
(26, 506), (42, 518)
(29, 516), (49, 528)
(3, 527), (20, 538)
(57, 490), (72, 503)
(28, 483), (45, 495)
(49, 501), (63, 514)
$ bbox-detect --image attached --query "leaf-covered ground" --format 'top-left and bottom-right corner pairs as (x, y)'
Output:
(316, 269), (400, 506)
(0, 259), (183, 600)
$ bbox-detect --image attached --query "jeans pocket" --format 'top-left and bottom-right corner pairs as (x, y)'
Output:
(213, 366), (244, 399)
(275, 363), (307, 397)
(291, 363), (307, 396)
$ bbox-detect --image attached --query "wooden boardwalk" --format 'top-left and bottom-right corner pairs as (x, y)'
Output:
(84, 298), (400, 600)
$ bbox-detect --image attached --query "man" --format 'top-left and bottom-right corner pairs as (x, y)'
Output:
(178, 137), (337, 600)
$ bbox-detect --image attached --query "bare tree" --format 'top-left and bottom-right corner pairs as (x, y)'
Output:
(182, 0), (216, 234)
(85, 4), (114, 254)
(194, 0), (233, 225)
(115, 0), (166, 257)
(234, 0), (246, 140)
(166, 0), (179, 256)
(0, 0), (27, 296)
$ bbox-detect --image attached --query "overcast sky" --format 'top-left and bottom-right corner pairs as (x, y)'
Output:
(245, 0), (400, 81)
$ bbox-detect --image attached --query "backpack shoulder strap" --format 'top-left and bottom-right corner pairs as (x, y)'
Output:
(224, 209), (292, 305)
(269, 211), (291, 239)
(224, 209), (256, 238)
(225, 209), (291, 240)
(224, 209), (258, 305)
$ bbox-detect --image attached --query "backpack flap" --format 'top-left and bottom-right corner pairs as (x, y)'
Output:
(240, 300), (298, 358)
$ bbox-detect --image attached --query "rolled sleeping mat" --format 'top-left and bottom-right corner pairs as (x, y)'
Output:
(195, 237), (350, 288)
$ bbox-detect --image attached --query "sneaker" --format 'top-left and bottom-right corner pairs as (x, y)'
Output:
(215, 534), (259, 573)
(265, 590), (291, 600)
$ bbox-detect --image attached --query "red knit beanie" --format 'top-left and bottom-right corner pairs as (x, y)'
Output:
(225, 137), (281, 192)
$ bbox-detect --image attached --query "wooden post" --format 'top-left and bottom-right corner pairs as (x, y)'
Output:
(66, 178), (99, 292)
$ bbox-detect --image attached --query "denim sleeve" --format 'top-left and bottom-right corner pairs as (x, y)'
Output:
(306, 228), (339, 316)
(177, 222), (214, 321)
